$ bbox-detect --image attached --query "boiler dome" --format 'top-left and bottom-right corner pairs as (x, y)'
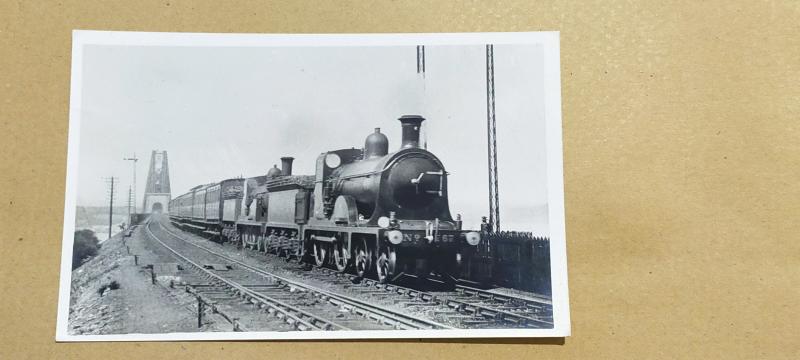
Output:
(364, 128), (389, 159)
(266, 164), (282, 178)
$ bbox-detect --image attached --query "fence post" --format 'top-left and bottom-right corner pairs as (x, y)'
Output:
(197, 296), (203, 328)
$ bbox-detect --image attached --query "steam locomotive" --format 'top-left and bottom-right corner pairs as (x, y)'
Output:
(169, 115), (482, 284)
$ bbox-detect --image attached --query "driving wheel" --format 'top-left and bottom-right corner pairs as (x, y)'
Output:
(333, 242), (348, 272)
(313, 241), (327, 267)
(353, 238), (369, 278)
(375, 246), (397, 283)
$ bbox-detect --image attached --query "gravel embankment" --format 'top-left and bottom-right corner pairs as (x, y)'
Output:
(68, 227), (223, 335)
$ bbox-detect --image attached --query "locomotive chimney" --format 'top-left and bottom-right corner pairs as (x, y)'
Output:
(364, 127), (389, 159)
(280, 157), (294, 176)
(399, 115), (425, 149)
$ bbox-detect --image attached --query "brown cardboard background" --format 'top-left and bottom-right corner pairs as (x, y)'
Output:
(1, 1), (798, 358)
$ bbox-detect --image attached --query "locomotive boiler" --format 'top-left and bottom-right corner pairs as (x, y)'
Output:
(170, 115), (481, 285)
(322, 115), (452, 224)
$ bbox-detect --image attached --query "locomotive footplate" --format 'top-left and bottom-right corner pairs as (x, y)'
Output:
(376, 228), (479, 288)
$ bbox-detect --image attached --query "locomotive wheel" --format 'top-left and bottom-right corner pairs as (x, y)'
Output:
(313, 242), (327, 267)
(291, 240), (304, 262)
(353, 238), (369, 278)
(376, 247), (397, 283)
(273, 238), (281, 256)
(333, 242), (348, 272)
(266, 236), (275, 254)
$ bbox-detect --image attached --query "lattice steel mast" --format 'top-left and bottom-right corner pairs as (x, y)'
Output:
(413, 44), (500, 232)
(123, 153), (138, 214)
(416, 45), (426, 76)
(485, 44), (500, 233)
(416, 45), (428, 149)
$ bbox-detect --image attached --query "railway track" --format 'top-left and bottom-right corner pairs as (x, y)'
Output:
(304, 268), (554, 327)
(450, 285), (553, 323)
(158, 217), (554, 329)
(145, 218), (451, 331)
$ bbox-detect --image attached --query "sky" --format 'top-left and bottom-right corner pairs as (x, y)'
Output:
(75, 43), (550, 234)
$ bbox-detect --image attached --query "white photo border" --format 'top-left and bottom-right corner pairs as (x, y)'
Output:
(56, 30), (570, 341)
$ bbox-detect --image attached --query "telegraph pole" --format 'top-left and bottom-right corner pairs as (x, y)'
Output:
(105, 177), (118, 240)
(127, 186), (133, 227)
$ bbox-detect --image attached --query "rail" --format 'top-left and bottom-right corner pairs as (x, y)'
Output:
(145, 220), (347, 331)
(153, 219), (451, 330)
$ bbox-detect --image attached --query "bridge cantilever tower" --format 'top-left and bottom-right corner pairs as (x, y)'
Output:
(142, 150), (171, 213)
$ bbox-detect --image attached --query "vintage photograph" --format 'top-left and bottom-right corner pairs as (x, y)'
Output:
(56, 31), (569, 340)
